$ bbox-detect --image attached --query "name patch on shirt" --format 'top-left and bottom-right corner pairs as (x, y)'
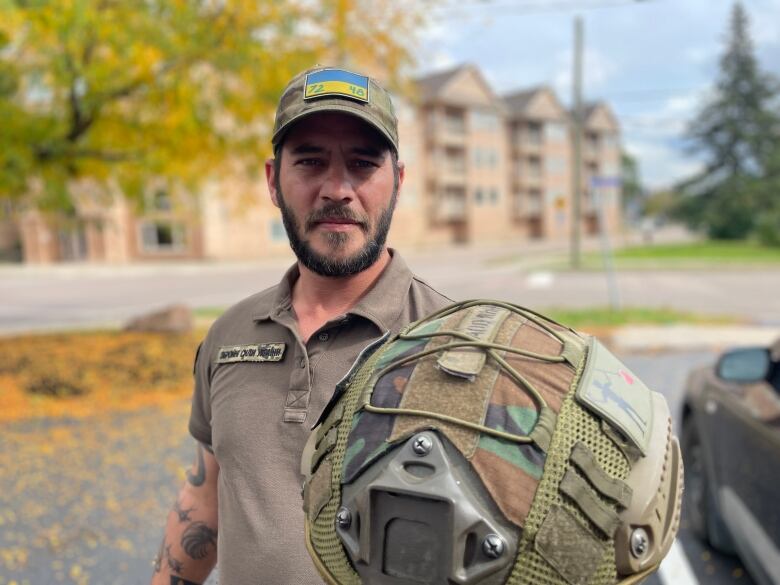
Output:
(215, 343), (286, 364)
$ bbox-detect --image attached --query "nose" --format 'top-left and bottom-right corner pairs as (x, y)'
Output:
(319, 161), (355, 203)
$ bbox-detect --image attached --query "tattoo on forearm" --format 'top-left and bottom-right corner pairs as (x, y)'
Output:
(173, 498), (195, 523)
(186, 444), (206, 487)
(153, 537), (165, 573)
(170, 577), (201, 585)
(181, 521), (218, 560)
(165, 544), (184, 574)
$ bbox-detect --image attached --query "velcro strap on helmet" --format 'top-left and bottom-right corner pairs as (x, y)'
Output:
(559, 468), (621, 538)
(570, 442), (633, 509)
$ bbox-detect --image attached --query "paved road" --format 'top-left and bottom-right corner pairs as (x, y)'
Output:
(2, 246), (780, 333)
(0, 350), (757, 585)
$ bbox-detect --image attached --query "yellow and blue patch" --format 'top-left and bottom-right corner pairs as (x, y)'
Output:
(304, 69), (370, 103)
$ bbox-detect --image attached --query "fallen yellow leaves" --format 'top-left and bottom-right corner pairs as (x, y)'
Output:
(0, 329), (204, 422)
(0, 398), (193, 582)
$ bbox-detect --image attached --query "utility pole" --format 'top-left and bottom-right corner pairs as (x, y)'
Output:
(570, 16), (584, 270)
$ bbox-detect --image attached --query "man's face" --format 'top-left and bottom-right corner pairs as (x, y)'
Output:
(267, 112), (403, 277)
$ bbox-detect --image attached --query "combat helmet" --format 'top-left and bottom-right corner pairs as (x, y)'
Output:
(301, 300), (683, 585)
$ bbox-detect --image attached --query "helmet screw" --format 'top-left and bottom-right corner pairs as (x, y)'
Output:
(336, 507), (352, 529)
(412, 434), (433, 456)
(630, 528), (649, 558)
(482, 534), (505, 559)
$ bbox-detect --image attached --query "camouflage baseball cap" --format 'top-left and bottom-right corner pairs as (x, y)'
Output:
(272, 66), (399, 152)
(301, 300), (684, 585)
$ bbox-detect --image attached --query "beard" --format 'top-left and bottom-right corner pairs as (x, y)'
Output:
(275, 175), (398, 278)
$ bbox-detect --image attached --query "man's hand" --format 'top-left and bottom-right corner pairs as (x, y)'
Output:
(151, 442), (219, 585)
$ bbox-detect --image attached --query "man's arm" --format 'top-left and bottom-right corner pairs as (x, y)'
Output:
(151, 442), (219, 585)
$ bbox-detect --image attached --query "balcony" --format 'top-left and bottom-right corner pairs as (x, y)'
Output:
(512, 193), (543, 219)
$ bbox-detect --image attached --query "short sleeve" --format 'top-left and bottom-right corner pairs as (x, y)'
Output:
(188, 339), (213, 447)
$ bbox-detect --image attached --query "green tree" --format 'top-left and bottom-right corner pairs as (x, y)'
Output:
(620, 150), (643, 212)
(0, 0), (428, 211)
(677, 1), (779, 239)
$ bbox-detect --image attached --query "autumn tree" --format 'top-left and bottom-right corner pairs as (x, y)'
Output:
(0, 0), (430, 211)
(677, 1), (780, 240)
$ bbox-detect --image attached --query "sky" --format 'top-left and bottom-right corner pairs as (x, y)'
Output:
(417, 0), (780, 190)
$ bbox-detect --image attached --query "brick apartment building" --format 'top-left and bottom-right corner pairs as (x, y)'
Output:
(2, 63), (622, 264)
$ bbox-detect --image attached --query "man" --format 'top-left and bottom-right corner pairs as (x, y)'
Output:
(151, 66), (451, 585)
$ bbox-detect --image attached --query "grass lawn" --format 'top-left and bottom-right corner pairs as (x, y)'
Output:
(543, 306), (739, 330)
(581, 240), (780, 269)
(196, 304), (738, 331)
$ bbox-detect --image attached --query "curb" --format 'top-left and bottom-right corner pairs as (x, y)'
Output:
(609, 325), (779, 352)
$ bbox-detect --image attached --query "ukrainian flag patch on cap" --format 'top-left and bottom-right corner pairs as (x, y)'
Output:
(304, 69), (370, 103)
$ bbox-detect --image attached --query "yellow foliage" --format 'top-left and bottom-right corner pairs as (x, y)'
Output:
(0, 0), (436, 209)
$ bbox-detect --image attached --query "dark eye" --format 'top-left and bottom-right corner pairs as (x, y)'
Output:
(351, 159), (378, 169)
(295, 158), (324, 167)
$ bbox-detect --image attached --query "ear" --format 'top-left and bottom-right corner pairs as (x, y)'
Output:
(397, 160), (406, 190)
(265, 157), (280, 208)
(395, 159), (406, 204)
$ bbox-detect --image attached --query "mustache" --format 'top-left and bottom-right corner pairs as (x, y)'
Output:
(305, 204), (369, 232)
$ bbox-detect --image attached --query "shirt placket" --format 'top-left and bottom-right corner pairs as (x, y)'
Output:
(273, 308), (341, 424)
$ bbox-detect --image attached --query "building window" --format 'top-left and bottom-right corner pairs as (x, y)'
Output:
(444, 107), (466, 134)
(490, 189), (499, 203)
(527, 190), (543, 214)
(140, 221), (186, 252)
(586, 132), (600, 152)
(546, 157), (566, 175)
(445, 147), (466, 174)
(473, 148), (482, 167)
(269, 219), (287, 242)
(546, 122), (568, 142)
(152, 189), (172, 211)
(528, 156), (543, 178)
(470, 109), (499, 131)
(474, 188), (484, 205)
(527, 122), (543, 146)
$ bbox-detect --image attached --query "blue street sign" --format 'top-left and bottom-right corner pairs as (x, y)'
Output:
(590, 176), (622, 188)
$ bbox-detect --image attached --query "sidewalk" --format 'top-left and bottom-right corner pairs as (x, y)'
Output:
(609, 324), (779, 352)
(0, 225), (694, 278)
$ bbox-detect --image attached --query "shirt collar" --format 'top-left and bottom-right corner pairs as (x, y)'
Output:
(251, 249), (413, 333)
(348, 249), (413, 332)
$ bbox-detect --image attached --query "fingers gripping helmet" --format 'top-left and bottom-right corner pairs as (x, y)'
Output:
(302, 301), (683, 585)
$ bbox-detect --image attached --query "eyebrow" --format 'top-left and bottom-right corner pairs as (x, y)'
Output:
(289, 143), (386, 159)
(290, 144), (325, 155)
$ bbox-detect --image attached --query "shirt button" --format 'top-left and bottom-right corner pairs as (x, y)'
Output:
(318, 332), (329, 342)
(299, 357), (306, 368)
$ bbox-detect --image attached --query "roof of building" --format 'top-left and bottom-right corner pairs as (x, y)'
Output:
(414, 63), (500, 107)
(581, 101), (620, 130)
(503, 85), (570, 122)
(503, 86), (545, 113)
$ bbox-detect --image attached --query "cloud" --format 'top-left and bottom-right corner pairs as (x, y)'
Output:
(625, 138), (703, 190)
(684, 45), (712, 66)
(752, 3), (780, 47)
(620, 87), (713, 188)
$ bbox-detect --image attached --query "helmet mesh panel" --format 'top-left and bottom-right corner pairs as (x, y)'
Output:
(309, 340), (392, 584)
(507, 348), (631, 585)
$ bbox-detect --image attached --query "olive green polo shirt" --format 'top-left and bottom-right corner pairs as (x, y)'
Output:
(189, 251), (451, 585)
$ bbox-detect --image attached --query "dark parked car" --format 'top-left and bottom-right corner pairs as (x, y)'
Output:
(681, 338), (780, 585)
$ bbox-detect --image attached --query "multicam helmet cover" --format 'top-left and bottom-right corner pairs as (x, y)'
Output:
(301, 300), (683, 585)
